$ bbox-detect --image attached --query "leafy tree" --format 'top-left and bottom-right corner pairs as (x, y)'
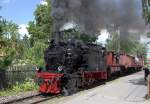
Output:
(25, 0), (53, 66)
(4, 21), (22, 59)
(119, 38), (137, 54)
(142, 0), (150, 23)
(27, 0), (53, 46)
(107, 33), (120, 52)
(23, 41), (47, 66)
(22, 34), (31, 49)
(62, 29), (97, 43)
(0, 18), (21, 68)
(107, 33), (147, 55)
(131, 42), (147, 55)
(0, 18), (2, 36)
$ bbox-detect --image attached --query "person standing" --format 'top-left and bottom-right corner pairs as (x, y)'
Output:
(144, 67), (150, 80)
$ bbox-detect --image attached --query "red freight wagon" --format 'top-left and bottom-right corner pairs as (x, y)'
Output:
(106, 51), (120, 75)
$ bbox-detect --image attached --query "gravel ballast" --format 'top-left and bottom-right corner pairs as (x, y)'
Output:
(0, 91), (40, 104)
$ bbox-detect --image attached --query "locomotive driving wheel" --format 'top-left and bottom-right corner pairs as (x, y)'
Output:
(61, 73), (79, 96)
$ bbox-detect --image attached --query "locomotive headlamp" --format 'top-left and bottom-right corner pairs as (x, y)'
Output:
(58, 66), (63, 71)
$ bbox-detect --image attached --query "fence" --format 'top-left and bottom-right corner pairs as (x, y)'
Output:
(0, 65), (36, 90)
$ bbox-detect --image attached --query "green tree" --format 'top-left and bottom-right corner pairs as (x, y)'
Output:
(142, 0), (150, 23)
(107, 33), (146, 55)
(62, 29), (97, 43)
(107, 33), (120, 52)
(23, 41), (47, 66)
(131, 42), (147, 55)
(27, 0), (53, 46)
(5, 21), (22, 59)
(0, 18), (21, 68)
(119, 38), (137, 54)
(25, 0), (53, 66)
(0, 18), (5, 47)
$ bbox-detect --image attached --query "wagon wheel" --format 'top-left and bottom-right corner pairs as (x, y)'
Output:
(107, 67), (111, 79)
(62, 87), (69, 96)
(120, 66), (126, 76)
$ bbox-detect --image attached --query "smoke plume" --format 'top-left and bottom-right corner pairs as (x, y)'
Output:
(51, 0), (146, 37)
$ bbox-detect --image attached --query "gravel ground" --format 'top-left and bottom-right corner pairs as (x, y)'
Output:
(38, 84), (108, 104)
(0, 91), (39, 104)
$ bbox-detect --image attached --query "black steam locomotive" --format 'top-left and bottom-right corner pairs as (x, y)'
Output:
(36, 30), (107, 95)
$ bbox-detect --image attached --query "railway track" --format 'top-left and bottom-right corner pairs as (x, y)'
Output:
(8, 94), (61, 104)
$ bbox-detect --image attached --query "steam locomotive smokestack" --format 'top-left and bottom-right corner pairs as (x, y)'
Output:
(51, 31), (63, 44)
(51, 0), (145, 39)
(52, 32), (59, 44)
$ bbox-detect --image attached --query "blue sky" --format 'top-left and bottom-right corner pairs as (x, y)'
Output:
(0, 0), (46, 35)
(0, 0), (41, 24)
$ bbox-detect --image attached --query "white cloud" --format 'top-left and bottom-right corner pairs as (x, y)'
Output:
(40, 0), (48, 5)
(96, 29), (110, 45)
(19, 24), (29, 38)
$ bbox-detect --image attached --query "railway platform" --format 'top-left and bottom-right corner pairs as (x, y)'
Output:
(57, 71), (149, 104)
(30, 71), (150, 104)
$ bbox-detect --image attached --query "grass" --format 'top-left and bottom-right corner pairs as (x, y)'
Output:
(144, 94), (150, 100)
(0, 78), (39, 97)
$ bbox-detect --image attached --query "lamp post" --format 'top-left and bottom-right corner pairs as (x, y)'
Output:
(145, 41), (150, 98)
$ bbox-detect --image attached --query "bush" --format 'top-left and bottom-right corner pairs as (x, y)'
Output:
(23, 41), (47, 66)
(0, 78), (38, 97)
(12, 78), (38, 92)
